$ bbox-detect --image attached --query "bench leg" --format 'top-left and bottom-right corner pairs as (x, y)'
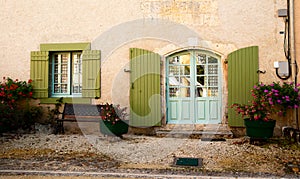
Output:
(56, 120), (64, 134)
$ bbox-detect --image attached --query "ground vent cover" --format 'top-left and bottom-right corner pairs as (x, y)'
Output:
(174, 157), (203, 167)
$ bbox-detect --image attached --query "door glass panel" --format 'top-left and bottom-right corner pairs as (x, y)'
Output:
(179, 87), (190, 97)
(168, 53), (191, 98)
(197, 54), (206, 64)
(209, 87), (218, 97)
(208, 65), (218, 74)
(208, 56), (218, 63)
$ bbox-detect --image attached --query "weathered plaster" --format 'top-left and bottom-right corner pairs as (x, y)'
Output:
(0, 0), (293, 128)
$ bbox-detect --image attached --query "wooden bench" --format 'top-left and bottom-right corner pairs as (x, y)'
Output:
(55, 103), (103, 134)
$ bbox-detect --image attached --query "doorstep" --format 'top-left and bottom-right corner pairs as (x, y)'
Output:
(155, 124), (233, 139)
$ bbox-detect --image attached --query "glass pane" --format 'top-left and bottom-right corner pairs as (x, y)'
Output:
(181, 66), (190, 75)
(196, 76), (205, 87)
(179, 87), (190, 97)
(61, 84), (68, 93)
(169, 76), (180, 86)
(196, 87), (207, 97)
(197, 54), (206, 64)
(179, 54), (190, 65)
(169, 56), (180, 64)
(54, 74), (59, 83)
(180, 77), (190, 86)
(61, 74), (68, 83)
(169, 66), (179, 75)
(73, 85), (79, 93)
(208, 87), (218, 97)
(54, 84), (60, 93)
(61, 54), (68, 63)
(196, 64), (204, 76)
(208, 65), (218, 74)
(54, 65), (59, 73)
(208, 76), (218, 86)
(208, 56), (218, 63)
(61, 64), (68, 73)
(54, 55), (60, 64)
(169, 87), (179, 97)
(72, 52), (82, 94)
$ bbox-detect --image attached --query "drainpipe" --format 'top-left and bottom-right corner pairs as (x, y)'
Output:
(290, 0), (300, 130)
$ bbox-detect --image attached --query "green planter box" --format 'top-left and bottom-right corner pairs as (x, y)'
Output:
(100, 120), (129, 137)
(244, 118), (276, 139)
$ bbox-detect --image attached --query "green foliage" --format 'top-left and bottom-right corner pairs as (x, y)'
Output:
(0, 77), (43, 133)
(0, 77), (33, 108)
(100, 103), (128, 124)
(231, 82), (300, 121)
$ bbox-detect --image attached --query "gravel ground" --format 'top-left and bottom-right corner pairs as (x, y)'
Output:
(0, 133), (300, 178)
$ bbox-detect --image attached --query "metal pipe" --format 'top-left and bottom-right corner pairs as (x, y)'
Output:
(290, 0), (300, 130)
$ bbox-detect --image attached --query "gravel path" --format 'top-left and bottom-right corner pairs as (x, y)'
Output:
(0, 133), (300, 178)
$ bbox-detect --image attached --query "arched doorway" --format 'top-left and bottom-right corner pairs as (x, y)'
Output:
(166, 50), (222, 124)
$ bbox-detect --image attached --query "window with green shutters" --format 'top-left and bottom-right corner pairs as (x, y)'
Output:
(30, 43), (101, 99)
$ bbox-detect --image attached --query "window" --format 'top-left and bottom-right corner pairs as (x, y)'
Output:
(30, 43), (101, 100)
(50, 52), (82, 97)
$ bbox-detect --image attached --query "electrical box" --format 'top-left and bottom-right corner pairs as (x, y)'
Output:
(278, 9), (288, 17)
(274, 61), (289, 77)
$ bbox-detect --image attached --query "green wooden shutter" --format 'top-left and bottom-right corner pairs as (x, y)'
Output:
(30, 51), (49, 98)
(130, 48), (162, 127)
(228, 46), (259, 126)
(82, 50), (101, 98)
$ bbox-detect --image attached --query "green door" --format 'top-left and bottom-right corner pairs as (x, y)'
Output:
(166, 50), (222, 124)
(130, 48), (162, 127)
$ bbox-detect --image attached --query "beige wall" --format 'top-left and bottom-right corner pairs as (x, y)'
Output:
(0, 0), (289, 122)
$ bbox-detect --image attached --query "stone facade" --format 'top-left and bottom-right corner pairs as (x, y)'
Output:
(1, 0), (298, 135)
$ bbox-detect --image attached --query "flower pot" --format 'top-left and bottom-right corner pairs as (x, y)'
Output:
(244, 118), (276, 139)
(100, 120), (129, 137)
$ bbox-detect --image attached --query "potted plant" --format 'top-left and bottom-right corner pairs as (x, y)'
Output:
(99, 103), (129, 137)
(231, 82), (300, 139)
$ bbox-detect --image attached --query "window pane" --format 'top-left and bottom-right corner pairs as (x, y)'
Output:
(72, 52), (82, 94)
(52, 53), (70, 95)
(54, 84), (60, 93)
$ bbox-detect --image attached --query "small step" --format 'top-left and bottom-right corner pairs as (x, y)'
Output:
(155, 124), (233, 139)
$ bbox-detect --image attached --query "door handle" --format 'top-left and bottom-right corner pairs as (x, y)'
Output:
(131, 83), (134, 89)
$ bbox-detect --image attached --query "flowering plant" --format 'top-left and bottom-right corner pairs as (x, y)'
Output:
(100, 103), (128, 124)
(231, 82), (300, 121)
(0, 77), (33, 108)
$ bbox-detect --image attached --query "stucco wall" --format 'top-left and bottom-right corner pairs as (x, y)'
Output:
(0, 0), (290, 126)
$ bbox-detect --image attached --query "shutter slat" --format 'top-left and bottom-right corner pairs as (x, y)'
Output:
(82, 50), (101, 98)
(130, 48), (161, 127)
(228, 46), (259, 126)
(30, 51), (49, 98)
